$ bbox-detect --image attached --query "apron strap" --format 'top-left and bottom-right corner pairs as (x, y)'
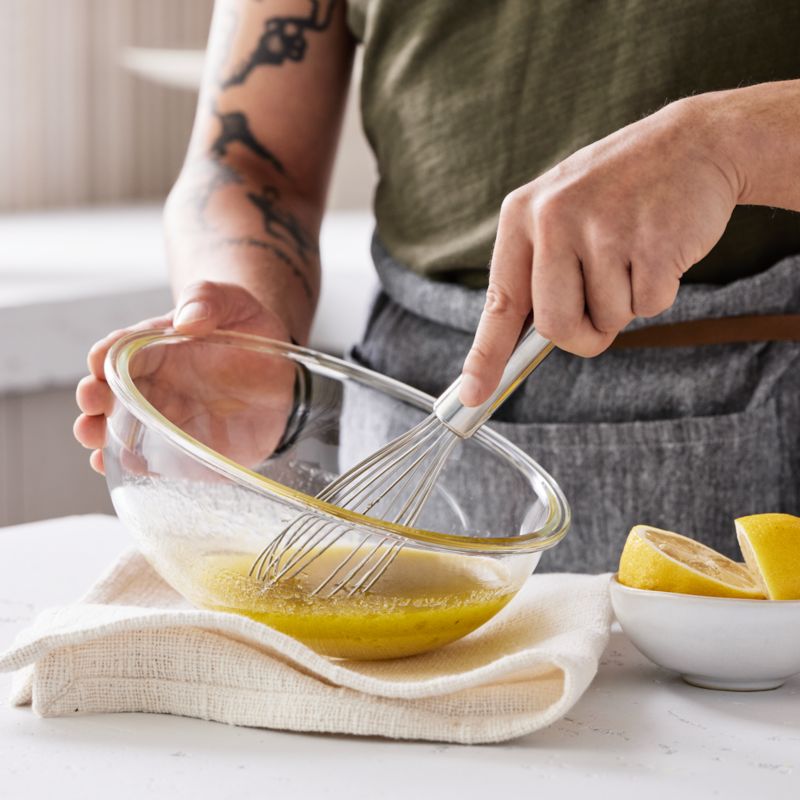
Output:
(612, 314), (800, 349)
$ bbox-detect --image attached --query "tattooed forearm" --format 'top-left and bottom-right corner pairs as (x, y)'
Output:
(245, 186), (318, 265)
(194, 106), (283, 218)
(192, 158), (243, 219)
(208, 235), (314, 300)
(187, 103), (317, 299)
(198, 111), (316, 267)
(222, 0), (337, 88)
(212, 109), (286, 175)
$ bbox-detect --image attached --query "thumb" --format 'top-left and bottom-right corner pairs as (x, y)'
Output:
(173, 281), (233, 335)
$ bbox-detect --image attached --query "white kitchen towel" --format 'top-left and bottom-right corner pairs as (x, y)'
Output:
(0, 550), (612, 744)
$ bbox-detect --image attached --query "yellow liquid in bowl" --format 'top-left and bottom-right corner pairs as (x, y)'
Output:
(194, 546), (515, 660)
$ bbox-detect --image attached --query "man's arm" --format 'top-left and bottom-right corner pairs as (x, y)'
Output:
(164, 0), (354, 344)
(459, 79), (800, 406)
(74, 0), (352, 473)
(709, 80), (800, 213)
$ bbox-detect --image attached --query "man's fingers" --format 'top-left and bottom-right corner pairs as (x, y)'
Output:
(90, 450), (105, 475)
(460, 281), (531, 407)
(87, 313), (173, 380)
(174, 300), (214, 333)
(73, 413), (107, 450)
(630, 259), (680, 319)
(532, 246), (613, 357)
(87, 329), (128, 381)
(76, 375), (115, 417)
(460, 195), (533, 407)
(173, 281), (261, 334)
(582, 255), (635, 335)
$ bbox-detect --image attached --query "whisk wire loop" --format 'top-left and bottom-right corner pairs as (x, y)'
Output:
(251, 415), (459, 596)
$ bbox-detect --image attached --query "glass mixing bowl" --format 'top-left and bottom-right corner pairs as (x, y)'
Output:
(104, 330), (570, 660)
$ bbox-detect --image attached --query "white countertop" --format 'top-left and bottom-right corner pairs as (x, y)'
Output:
(0, 515), (797, 800)
(0, 206), (378, 393)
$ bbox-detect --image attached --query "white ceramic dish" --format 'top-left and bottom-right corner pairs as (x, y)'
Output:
(609, 574), (800, 691)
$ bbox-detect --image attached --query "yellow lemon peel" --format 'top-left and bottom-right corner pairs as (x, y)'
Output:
(618, 524), (764, 599)
(735, 513), (800, 600)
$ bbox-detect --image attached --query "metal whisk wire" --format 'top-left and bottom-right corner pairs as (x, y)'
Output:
(250, 324), (554, 597)
(249, 415), (459, 596)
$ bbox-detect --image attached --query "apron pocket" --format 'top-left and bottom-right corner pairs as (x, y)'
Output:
(487, 399), (784, 573)
(345, 345), (787, 573)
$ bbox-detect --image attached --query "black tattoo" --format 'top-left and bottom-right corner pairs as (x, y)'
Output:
(197, 108), (316, 277)
(211, 109), (286, 175)
(194, 107), (284, 218)
(192, 158), (243, 219)
(190, 75), (317, 296)
(211, 235), (314, 300)
(222, 0), (336, 87)
(245, 186), (317, 265)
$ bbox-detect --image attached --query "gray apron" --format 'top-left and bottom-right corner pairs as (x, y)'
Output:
(348, 236), (800, 573)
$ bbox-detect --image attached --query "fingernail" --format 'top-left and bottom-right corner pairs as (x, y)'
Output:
(458, 374), (482, 407)
(174, 301), (210, 328)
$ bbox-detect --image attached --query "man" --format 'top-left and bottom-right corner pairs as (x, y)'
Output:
(75, 0), (800, 570)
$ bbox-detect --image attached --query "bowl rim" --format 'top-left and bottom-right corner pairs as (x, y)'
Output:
(609, 573), (800, 606)
(105, 329), (571, 555)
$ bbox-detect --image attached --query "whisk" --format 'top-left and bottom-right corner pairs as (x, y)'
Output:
(250, 325), (554, 597)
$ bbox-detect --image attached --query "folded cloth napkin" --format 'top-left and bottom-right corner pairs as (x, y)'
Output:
(0, 550), (612, 744)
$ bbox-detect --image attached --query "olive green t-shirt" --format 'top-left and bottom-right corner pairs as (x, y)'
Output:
(347, 0), (800, 286)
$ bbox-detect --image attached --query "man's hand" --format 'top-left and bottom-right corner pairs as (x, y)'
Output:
(75, 0), (357, 473)
(459, 96), (742, 406)
(74, 281), (292, 474)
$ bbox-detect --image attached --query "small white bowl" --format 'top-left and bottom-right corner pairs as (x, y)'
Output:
(609, 574), (800, 691)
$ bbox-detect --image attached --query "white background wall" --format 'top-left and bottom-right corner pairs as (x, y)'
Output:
(0, 0), (214, 209)
(0, 0), (376, 211)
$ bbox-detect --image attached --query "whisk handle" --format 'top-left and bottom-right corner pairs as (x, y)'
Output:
(433, 325), (554, 438)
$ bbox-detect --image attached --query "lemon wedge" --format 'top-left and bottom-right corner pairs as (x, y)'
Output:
(735, 513), (800, 600)
(618, 524), (764, 599)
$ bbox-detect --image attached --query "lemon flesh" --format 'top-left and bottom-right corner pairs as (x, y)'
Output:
(618, 524), (764, 599)
(735, 513), (800, 600)
(192, 548), (515, 660)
